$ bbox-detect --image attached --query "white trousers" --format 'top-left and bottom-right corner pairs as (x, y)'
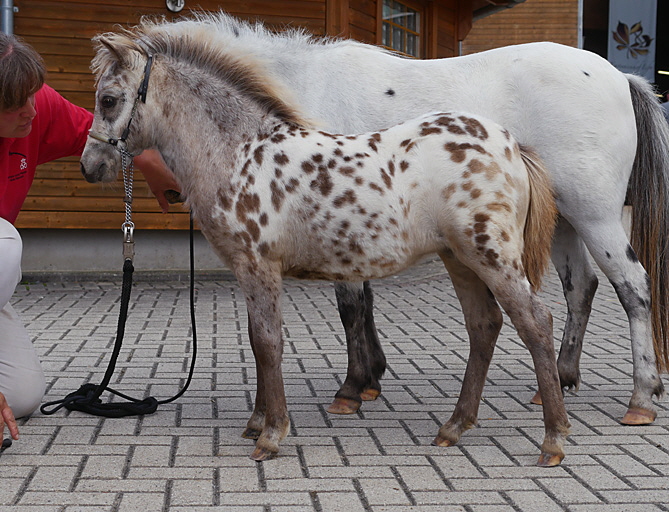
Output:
(0, 217), (45, 418)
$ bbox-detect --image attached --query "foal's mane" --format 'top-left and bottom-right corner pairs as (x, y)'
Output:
(92, 15), (312, 127)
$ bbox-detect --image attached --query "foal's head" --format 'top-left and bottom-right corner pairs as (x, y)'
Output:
(81, 19), (310, 184)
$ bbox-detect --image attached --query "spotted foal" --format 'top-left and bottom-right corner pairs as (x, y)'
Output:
(80, 28), (569, 465)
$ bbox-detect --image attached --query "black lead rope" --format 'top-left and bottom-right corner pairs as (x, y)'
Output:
(40, 213), (197, 418)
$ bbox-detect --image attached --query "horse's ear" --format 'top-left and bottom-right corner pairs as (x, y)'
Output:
(94, 35), (130, 68)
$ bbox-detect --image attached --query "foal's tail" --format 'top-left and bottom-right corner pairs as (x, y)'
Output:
(626, 74), (669, 372)
(519, 145), (557, 292)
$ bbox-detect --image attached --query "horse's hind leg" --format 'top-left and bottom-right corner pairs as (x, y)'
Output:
(532, 218), (599, 405)
(490, 276), (571, 466)
(328, 281), (386, 415)
(577, 220), (665, 424)
(432, 257), (503, 448)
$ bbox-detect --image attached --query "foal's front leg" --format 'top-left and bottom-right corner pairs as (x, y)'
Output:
(236, 265), (290, 461)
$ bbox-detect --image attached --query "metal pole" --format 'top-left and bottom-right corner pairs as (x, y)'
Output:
(1, 0), (15, 35)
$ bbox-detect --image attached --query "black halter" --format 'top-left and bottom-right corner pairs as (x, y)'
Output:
(88, 54), (154, 150)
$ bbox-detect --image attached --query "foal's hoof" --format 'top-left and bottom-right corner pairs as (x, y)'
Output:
(242, 427), (262, 440)
(361, 388), (381, 401)
(530, 391), (543, 405)
(431, 435), (456, 447)
(620, 407), (656, 425)
(537, 451), (564, 467)
(327, 398), (361, 415)
(250, 445), (277, 461)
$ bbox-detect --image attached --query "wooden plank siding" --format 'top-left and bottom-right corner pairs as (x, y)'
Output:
(462, 0), (578, 54)
(13, 0), (327, 230)
(11, 1), (523, 230)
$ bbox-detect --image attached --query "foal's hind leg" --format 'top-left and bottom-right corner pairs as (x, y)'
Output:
(328, 281), (386, 414)
(488, 276), (571, 466)
(532, 218), (599, 405)
(432, 258), (503, 448)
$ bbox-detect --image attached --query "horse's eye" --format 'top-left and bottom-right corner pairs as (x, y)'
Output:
(101, 96), (117, 109)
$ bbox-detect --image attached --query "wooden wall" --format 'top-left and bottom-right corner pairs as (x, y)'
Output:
(461, 0), (579, 55)
(11, 0), (458, 230)
(14, 0), (328, 230)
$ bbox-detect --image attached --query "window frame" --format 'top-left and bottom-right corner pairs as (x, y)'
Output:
(377, 0), (427, 58)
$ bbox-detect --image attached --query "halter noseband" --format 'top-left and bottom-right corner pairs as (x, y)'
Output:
(88, 54), (154, 151)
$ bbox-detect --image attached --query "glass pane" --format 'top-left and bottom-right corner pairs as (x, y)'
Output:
(382, 22), (389, 47)
(406, 12), (416, 31)
(392, 26), (404, 51)
(407, 33), (417, 56)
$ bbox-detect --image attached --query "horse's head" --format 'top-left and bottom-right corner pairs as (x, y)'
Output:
(80, 34), (152, 183)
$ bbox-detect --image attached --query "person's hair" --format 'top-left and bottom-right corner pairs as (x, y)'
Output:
(0, 32), (46, 111)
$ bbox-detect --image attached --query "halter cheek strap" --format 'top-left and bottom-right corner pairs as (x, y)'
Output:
(88, 54), (154, 150)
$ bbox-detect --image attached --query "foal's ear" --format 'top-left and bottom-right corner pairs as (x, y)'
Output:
(94, 35), (131, 68)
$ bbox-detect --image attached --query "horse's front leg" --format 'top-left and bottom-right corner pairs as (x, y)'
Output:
(237, 264), (290, 461)
(328, 281), (386, 415)
(432, 258), (503, 447)
(242, 311), (267, 441)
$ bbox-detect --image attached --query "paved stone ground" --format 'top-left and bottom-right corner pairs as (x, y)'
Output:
(1, 257), (668, 511)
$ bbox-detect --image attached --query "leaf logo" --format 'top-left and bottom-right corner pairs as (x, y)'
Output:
(613, 21), (654, 58)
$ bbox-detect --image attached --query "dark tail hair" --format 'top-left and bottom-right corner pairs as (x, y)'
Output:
(626, 73), (669, 372)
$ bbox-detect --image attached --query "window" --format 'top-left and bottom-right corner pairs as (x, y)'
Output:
(382, 0), (421, 57)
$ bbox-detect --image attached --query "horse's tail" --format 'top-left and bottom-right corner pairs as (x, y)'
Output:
(626, 73), (669, 372)
(519, 145), (557, 292)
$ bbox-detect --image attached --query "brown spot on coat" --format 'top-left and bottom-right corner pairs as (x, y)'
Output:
(285, 178), (300, 193)
(246, 219), (260, 241)
(459, 116), (489, 140)
(311, 167), (334, 196)
(235, 191), (261, 221)
(333, 189), (357, 207)
(380, 169), (392, 189)
(270, 180), (285, 211)
(421, 126), (442, 136)
(218, 189), (233, 211)
(442, 183), (457, 200)
(253, 146), (264, 165)
(274, 152), (289, 166)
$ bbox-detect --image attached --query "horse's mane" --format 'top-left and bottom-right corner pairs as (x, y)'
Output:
(92, 13), (319, 127)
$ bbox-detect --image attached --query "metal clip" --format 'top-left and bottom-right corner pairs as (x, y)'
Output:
(122, 222), (135, 261)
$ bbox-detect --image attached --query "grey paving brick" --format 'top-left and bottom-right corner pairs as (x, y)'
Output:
(1, 259), (667, 511)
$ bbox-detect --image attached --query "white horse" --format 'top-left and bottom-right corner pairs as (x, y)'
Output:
(148, 12), (669, 424)
(79, 23), (570, 464)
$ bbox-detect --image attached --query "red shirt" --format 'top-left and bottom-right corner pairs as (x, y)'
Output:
(0, 85), (93, 223)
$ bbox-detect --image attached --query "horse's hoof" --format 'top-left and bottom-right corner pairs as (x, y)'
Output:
(250, 446), (277, 461)
(432, 435), (456, 447)
(242, 427), (262, 440)
(361, 388), (381, 401)
(530, 391), (543, 405)
(620, 407), (656, 425)
(537, 451), (564, 467)
(327, 398), (361, 415)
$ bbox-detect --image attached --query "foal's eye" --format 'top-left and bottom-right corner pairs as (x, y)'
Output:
(101, 96), (117, 109)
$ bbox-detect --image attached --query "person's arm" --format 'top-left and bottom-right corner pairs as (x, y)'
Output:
(133, 150), (182, 213)
(0, 391), (19, 442)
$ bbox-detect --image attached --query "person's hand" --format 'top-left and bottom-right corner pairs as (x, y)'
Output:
(0, 391), (19, 444)
(134, 150), (183, 213)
